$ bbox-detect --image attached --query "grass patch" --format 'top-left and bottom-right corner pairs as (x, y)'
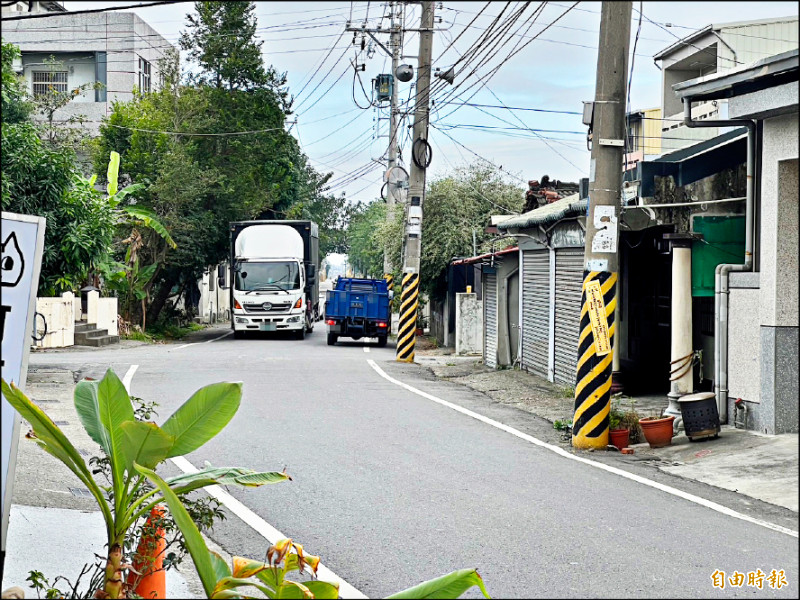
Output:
(123, 322), (205, 343)
(558, 385), (575, 399)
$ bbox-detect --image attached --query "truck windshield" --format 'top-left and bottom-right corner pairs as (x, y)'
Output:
(235, 262), (300, 291)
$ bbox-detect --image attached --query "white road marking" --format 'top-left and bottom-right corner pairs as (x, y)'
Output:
(363, 346), (370, 353)
(170, 457), (368, 599)
(367, 359), (799, 539)
(122, 364), (138, 393)
(174, 330), (233, 350)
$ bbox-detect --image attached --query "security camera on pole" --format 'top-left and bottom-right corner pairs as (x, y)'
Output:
(396, 0), (435, 363)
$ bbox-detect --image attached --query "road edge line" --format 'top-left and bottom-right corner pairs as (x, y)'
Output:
(170, 456), (369, 599)
(366, 359), (798, 539)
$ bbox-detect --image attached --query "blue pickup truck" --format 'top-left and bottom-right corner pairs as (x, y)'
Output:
(325, 277), (391, 346)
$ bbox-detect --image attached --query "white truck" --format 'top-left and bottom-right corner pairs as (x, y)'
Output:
(229, 220), (319, 339)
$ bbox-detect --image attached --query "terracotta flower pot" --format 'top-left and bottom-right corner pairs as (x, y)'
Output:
(639, 415), (675, 448)
(609, 428), (630, 450)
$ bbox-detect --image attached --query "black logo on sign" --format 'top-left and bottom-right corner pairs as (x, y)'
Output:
(1, 232), (25, 287)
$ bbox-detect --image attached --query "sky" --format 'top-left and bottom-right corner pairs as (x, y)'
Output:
(61, 1), (798, 209)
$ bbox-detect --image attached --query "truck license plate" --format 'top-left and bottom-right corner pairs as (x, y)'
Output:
(351, 302), (363, 308)
(259, 322), (276, 331)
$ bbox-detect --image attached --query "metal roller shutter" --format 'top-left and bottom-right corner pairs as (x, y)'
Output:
(553, 248), (584, 386)
(521, 250), (549, 377)
(483, 271), (498, 368)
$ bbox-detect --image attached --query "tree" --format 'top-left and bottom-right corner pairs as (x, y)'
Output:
(419, 163), (523, 300)
(93, 5), (344, 326)
(1, 41), (32, 125)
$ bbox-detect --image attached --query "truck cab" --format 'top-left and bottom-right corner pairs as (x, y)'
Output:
(230, 221), (319, 339)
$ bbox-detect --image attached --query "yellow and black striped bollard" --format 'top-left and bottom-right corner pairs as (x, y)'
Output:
(572, 270), (617, 449)
(395, 272), (419, 362)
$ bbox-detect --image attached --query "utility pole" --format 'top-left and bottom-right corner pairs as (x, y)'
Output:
(396, 0), (435, 363)
(572, 2), (631, 449)
(383, 1), (402, 284)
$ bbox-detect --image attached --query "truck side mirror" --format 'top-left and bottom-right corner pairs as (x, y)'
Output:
(217, 264), (227, 289)
(388, 290), (394, 300)
(306, 264), (317, 283)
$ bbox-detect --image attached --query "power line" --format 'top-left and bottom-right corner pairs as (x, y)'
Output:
(105, 122), (293, 137)
(1, 1), (191, 21)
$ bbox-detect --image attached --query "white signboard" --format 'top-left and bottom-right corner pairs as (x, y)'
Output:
(1, 211), (46, 553)
(591, 205), (618, 254)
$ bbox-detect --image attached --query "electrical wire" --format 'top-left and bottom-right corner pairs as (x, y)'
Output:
(2, 1), (192, 21)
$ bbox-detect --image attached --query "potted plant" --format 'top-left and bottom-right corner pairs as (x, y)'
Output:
(639, 411), (676, 448)
(608, 398), (641, 450)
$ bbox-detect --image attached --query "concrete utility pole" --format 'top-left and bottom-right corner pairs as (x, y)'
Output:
(572, 1), (631, 450)
(396, 0), (435, 363)
(384, 1), (402, 280)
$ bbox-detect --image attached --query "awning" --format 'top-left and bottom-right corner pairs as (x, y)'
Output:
(496, 193), (585, 232)
(634, 127), (747, 198)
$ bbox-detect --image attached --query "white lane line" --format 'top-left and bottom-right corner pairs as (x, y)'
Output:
(170, 457), (368, 599)
(363, 346), (370, 353)
(122, 364), (138, 393)
(174, 330), (233, 350)
(367, 359), (799, 539)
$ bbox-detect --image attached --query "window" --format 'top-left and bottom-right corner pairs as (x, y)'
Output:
(32, 71), (68, 97)
(138, 57), (151, 93)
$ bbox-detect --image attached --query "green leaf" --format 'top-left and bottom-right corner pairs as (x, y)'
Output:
(135, 462), (217, 597)
(74, 379), (111, 455)
(166, 466), (289, 491)
(302, 581), (339, 599)
(95, 369), (135, 499)
(210, 551), (232, 581)
(107, 151), (120, 196)
(387, 569), (491, 599)
(162, 382), (242, 458)
(122, 205), (177, 249)
(275, 581), (313, 599)
(120, 420), (175, 471)
(1, 379), (113, 534)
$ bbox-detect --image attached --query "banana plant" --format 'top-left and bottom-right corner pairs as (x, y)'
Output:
(138, 464), (491, 599)
(1, 370), (290, 599)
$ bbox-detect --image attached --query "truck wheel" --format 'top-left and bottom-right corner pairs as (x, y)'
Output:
(327, 333), (337, 346)
(377, 336), (388, 348)
(295, 327), (306, 340)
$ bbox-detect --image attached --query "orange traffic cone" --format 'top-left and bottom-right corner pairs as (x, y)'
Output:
(127, 506), (167, 599)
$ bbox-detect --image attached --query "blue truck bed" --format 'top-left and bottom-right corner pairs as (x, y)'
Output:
(325, 278), (391, 346)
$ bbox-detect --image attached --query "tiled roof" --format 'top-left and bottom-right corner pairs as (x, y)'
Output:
(496, 193), (585, 231)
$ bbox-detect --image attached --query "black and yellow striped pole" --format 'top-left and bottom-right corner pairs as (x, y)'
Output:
(384, 273), (394, 293)
(573, 271), (617, 448)
(395, 1), (435, 363)
(572, 1), (630, 450)
(396, 272), (420, 362)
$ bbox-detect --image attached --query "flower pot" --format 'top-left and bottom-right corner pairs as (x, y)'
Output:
(609, 428), (630, 450)
(639, 415), (675, 448)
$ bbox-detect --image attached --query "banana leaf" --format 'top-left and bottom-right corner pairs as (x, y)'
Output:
(162, 382), (242, 458)
(387, 568), (491, 599)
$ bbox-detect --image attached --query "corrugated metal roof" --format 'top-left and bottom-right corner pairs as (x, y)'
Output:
(451, 246), (519, 266)
(496, 193), (585, 231)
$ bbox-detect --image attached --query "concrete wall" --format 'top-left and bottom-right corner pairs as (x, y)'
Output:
(86, 291), (118, 336)
(455, 293), (482, 355)
(34, 292), (76, 348)
(727, 285), (760, 403)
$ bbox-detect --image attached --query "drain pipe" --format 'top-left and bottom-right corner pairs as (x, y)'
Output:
(682, 96), (755, 424)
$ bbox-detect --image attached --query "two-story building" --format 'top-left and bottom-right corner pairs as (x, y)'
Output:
(2, 0), (175, 136)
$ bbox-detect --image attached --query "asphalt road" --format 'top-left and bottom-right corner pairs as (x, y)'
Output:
(28, 326), (799, 599)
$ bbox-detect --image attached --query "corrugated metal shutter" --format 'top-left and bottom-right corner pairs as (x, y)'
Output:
(553, 248), (584, 386)
(521, 250), (549, 377)
(483, 271), (498, 369)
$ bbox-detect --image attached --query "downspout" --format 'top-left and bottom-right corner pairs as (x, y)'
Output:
(682, 95), (755, 424)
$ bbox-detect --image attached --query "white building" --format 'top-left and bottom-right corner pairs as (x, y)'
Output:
(654, 16), (798, 152)
(2, 1), (175, 135)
